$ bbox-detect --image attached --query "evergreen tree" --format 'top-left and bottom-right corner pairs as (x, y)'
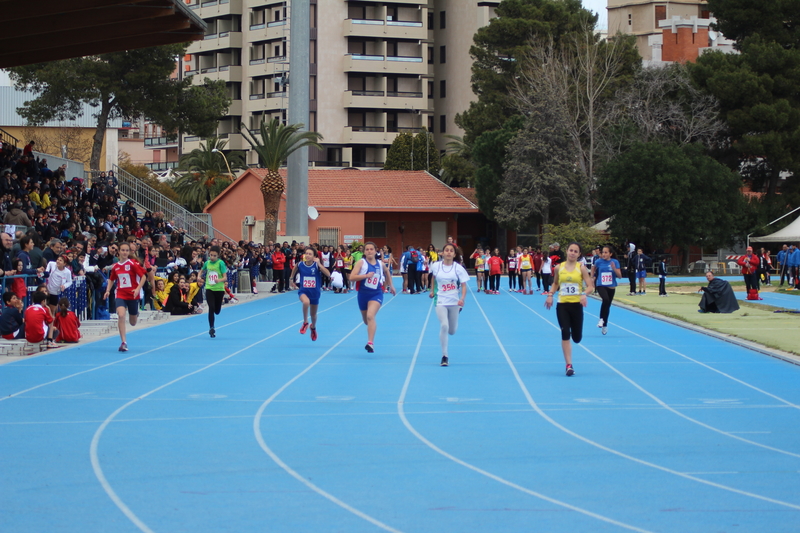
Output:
(383, 133), (414, 170)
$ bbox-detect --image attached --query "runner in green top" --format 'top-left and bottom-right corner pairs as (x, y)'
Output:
(200, 246), (228, 338)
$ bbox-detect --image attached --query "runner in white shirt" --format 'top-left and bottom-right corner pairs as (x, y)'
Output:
(429, 243), (470, 367)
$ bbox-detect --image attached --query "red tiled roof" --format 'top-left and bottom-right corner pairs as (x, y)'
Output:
(237, 169), (479, 212)
(452, 187), (478, 206)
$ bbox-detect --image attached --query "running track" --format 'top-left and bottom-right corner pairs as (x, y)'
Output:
(1, 283), (799, 532)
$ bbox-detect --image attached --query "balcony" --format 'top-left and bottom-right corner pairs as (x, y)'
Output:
(145, 161), (180, 171)
(192, 31), (243, 53)
(247, 60), (283, 77)
(144, 136), (178, 149)
(343, 54), (428, 76)
(343, 90), (429, 111)
(248, 22), (286, 42)
(344, 126), (398, 144)
(343, 19), (427, 40)
(190, 65), (243, 84)
(196, 0), (243, 18)
(347, 0), (427, 4)
(226, 99), (243, 116)
(215, 132), (247, 150)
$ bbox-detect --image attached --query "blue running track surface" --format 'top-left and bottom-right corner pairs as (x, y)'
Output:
(1, 285), (799, 533)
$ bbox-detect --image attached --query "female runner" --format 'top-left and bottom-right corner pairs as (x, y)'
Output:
(103, 242), (147, 352)
(518, 248), (534, 294)
(507, 248), (518, 291)
(290, 247), (330, 341)
(429, 243), (470, 366)
(349, 242), (396, 353)
(590, 244), (621, 335)
(544, 242), (595, 376)
(200, 245), (227, 338)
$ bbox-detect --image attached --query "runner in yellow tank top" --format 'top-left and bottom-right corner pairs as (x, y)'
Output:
(544, 242), (595, 376)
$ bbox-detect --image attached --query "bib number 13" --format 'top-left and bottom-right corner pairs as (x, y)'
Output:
(561, 283), (579, 296)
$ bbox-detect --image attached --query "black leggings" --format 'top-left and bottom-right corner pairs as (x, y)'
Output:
(542, 273), (552, 293)
(508, 270), (517, 289)
(206, 290), (224, 328)
(596, 286), (615, 327)
(488, 274), (500, 291)
(534, 271), (542, 289)
(556, 302), (584, 343)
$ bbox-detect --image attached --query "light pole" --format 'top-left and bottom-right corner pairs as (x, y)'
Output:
(211, 148), (233, 179)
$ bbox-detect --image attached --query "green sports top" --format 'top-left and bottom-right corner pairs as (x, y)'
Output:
(203, 259), (228, 291)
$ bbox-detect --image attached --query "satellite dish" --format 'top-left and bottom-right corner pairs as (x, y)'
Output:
(308, 206), (319, 220)
(709, 30), (717, 41)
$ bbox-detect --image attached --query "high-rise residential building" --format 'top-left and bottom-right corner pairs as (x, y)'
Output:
(608, 0), (710, 61)
(183, 0), (499, 168)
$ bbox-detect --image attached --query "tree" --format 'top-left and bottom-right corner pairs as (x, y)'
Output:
(439, 135), (475, 187)
(8, 45), (230, 171)
(383, 130), (441, 174)
(20, 125), (93, 166)
(472, 115), (524, 223)
(457, 0), (597, 143)
(173, 137), (245, 212)
(118, 154), (179, 203)
(541, 221), (604, 249)
(512, 31), (640, 212)
(597, 142), (746, 271)
(690, 1), (800, 197)
(495, 100), (586, 231)
(241, 119), (323, 244)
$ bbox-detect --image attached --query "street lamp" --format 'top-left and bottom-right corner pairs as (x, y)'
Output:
(211, 148), (233, 179)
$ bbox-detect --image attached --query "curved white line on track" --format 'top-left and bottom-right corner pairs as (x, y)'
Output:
(0, 299), (300, 402)
(509, 296), (800, 459)
(585, 308), (800, 410)
(253, 295), (403, 533)
(482, 289), (800, 510)
(91, 297), (354, 533)
(396, 300), (655, 533)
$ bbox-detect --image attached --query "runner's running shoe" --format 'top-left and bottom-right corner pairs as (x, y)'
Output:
(597, 319), (604, 328)
(310, 327), (317, 341)
(209, 327), (215, 338)
(365, 342), (374, 353)
(440, 356), (449, 367)
(300, 322), (309, 334)
(119, 342), (128, 352)
(566, 364), (575, 376)
(602, 327), (607, 335)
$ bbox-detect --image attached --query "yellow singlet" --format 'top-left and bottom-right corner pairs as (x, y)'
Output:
(557, 263), (583, 304)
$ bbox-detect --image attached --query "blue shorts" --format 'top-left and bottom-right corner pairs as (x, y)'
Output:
(357, 289), (383, 311)
(636, 270), (647, 279)
(298, 288), (320, 306)
(115, 298), (140, 316)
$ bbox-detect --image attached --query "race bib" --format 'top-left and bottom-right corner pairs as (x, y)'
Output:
(521, 259), (531, 269)
(364, 275), (380, 289)
(560, 283), (580, 296)
(208, 271), (219, 285)
(336, 259), (343, 267)
(440, 282), (457, 292)
(117, 273), (132, 288)
(302, 278), (316, 288)
(600, 272), (613, 286)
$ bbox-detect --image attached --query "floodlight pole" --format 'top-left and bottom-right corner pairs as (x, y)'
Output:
(286, 0), (310, 239)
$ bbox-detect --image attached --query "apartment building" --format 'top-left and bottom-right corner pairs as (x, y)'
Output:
(608, 0), (709, 61)
(183, 0), (498, 168)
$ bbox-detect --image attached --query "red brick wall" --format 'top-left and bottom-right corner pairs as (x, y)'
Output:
(662, 26), (709, 62)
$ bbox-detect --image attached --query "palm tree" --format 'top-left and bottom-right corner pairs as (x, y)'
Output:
(241, 118), (323, 244)
(439, 134), (475, 187)
(174, 137), (245, 212)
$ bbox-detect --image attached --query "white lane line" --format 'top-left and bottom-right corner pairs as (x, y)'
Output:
(396, 301), (655, 533)
(253, 294), (403, 533)
(90, 296), (354, 533)
(509, 296), (800, 459)
(484, 290), (800, 511)
(1, 299), (301, 403)
(587, 309), (800, 410)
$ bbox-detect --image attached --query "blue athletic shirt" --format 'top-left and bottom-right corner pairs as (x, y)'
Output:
(593, 258), (620, 288)
(297, 261), (322, 294)
(356, 258), (384, 292)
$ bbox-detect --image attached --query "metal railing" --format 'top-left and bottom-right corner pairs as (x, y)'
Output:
(0, 127), (19, 147)
(86, 165), (237, 244)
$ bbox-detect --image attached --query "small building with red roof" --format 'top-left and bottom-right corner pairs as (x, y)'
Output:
(204, 169), (501, 253)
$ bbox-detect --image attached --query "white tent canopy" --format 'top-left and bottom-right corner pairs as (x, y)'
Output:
(750, 214), (800, 243)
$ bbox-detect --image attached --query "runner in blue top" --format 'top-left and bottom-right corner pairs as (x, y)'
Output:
(290, 247), (330, 341)
(590, 244), (622, 335)
(349, 242), (396, 353)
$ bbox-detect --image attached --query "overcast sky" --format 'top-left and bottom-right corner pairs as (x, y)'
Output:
(582, 0), (608, 29)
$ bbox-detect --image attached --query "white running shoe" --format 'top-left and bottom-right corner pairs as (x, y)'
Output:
(597, 319), (604, 328)
(602, 326), (608, 335)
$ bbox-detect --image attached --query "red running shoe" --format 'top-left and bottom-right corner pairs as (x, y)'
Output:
(310, 327), (317, 341)
(300, 322), (309, 334)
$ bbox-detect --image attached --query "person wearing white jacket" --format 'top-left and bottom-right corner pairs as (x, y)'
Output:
(45, 255), (73, 317)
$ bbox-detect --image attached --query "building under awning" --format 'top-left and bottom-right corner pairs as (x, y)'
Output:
(0, 0), (206, 68)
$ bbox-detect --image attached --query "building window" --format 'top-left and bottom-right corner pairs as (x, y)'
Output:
(365, 221), (386, 238)
(440, 80), (446, 98)
(428, 12), (433, 29)
(439, 45), (446, 64)
(428, 47), (434, 64)
(318, 227), (339, 247)
(628, 13), (632, 26)
(655, 5), (666, 25)
(440, 115), (446, 133)
(440, 11), (446, 29)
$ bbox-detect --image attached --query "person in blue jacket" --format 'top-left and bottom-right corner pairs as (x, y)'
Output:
(777, 245), (788, 287)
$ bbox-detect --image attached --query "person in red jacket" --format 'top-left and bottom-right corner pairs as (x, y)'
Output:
(25, 291), (56, 348)
(54, 297), (81, 343)
(486, 248), (504, 294)
(737, 246), (760, 293)
(270, 244), (286, 293)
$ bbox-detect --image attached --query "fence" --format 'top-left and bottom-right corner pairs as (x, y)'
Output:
(0, 274), (90, 321)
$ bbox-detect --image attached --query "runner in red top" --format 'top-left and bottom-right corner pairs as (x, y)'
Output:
(103, 242), (147, 352)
